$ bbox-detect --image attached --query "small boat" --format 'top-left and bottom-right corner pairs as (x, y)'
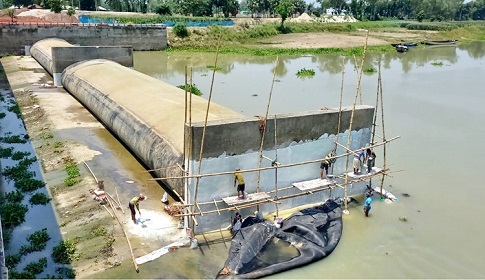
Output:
(421, 40), (457, 45)
(391, 42), (417, 47)
(217, 200), (342, 279)
(395, 44), (408, 53)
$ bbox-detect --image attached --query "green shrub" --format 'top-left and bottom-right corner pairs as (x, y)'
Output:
(173, 23), (189, 38)
(52, 240), (78, 264)
(154, 4), (171, 15)
(40, 132), (54, 139)
(65, 162), (80, 178)
(177, 84), (203, 96)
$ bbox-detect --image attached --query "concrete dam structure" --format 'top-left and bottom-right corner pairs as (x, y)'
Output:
(30, 38), (375, 232)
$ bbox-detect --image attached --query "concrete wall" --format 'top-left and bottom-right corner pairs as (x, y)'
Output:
(186, 107), (374, 232)
(0, 24), (167, 56)
(0, 215), (6, 279)
(61, 59), (245, 194)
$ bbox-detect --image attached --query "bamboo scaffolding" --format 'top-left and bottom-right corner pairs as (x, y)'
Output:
(150, 136), (399, 181)
(344, 30), (369, 213)
(378, 62), (387, 199)
(257, 56), (279, 199)
(273, 115), (279, 217)
(332, 58), (345, 175)
(192, 32), (223, 232)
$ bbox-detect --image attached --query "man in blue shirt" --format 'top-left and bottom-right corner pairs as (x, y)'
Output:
(363, 192), (373, 217)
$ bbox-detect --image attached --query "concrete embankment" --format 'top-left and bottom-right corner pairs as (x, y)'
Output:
(0, 24), (167, 56)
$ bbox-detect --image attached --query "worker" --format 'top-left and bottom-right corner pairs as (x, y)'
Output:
(97, 180), (105, 191)
(363, 192), (373, 217)
(129, 194), (146, 224)
(231, 212), (242, 236)
(234, 168), (245, 200)
(366, 148), (377, 173)
(353, 149), (365, 175)
(320, 150), (335, 179)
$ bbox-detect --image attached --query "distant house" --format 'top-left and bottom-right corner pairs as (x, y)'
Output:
(325, 7), (347, 15)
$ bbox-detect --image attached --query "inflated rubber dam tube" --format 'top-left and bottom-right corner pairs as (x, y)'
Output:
(30, 38), (73, 75)
(61, 59), (245, 192)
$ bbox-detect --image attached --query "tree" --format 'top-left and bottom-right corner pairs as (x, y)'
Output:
(6, 8), (15, 23)
(416, 9), (424, 21)
(67, 6), (75, 23)
(275, 0), (292, 27)
(80, 0), (96, 10)
(49, 0), (62, 22)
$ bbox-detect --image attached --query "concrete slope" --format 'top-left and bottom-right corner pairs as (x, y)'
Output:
(61, 59), (245, 190)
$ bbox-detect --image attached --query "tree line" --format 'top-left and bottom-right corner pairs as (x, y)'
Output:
(4, 0), (485, 21)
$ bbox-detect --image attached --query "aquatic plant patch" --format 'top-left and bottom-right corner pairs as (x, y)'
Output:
(431, 61), (444, 66)
(19, 228), (51, 255)
(11, 151), (31, 160)
(0, 146), (14, 158)
(8, 102), (21, 119)
(0, 112), (5, 119)
(2, 190), (24, 203)
(15, 177), (45, 192)
(5, 254), (22, 269)
(296, 68), (316, 77)
(1, 134), (28, 144)
(206, 65), (222, 71)
(364, 67), (377, 73)
(0, 201), (29, 228)
(24, 257), (47, 276)
(29, 192), (51, 205)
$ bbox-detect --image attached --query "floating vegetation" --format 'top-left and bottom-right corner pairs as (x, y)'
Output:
(20, 228), (51, 255)
(399, 216), (408, 222)
(0, 146), (14, 158)
(206, 65), (222, 71)
(2, 164), (35, 182)
(364, 67), (377, 74)
(0, 112), (5, 119)
(296, 68), (316, 77)
(15, 177), (45, 192)
(0, 202), (29, 228)
(8, 102), (21, 119)
(24, 257), (48, 277)
(52, 239), (78, 264)
(5, 254), (22, 269)
(11, 151), (31, 161)
(252, 94), (258, 97)
(29, 192), (51, 205)
(431, 61), (444, 66)
(177, 84), (203, 96)
(2, 190), (24, 203)
(1, 134), (28, 144)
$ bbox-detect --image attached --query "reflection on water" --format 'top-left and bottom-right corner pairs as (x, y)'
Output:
(132, 41), (485, 278)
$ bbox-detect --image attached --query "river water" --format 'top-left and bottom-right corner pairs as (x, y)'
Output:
(130, 42), (485, 278)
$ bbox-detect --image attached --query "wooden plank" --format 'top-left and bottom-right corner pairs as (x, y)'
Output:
(222, 192), (271, 206)
(346, 167), (382, 179)
(293, 177), (337, 191)
(213, 199), (221, 215)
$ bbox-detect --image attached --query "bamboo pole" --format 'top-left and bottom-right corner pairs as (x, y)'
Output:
(102, 204), (114, 218)
(105, 195), (139, 273)
(257, 56), (279, 198)
(150, 137), (399, 181)
(114, 186), (124, 214)
(371, 60), (381, 146)
(187, 67), (193, 230)
(274, 114), (279, 217)
(344, 30), (369, 214)
(192, 32), (223, 231)
(106, 192), (123, 210)
(378, 62), (387, 199)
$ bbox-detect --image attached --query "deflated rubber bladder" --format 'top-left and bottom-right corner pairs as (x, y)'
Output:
(217, 199), (343, 279)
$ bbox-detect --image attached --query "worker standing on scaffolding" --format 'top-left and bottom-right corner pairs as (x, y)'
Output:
(234, 168), (245, 200)
(353, 149), (365, 175)
(366, 148), (377, 174)
(320, 150), (335, 179)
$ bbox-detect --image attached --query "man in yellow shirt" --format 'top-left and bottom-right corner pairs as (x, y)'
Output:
(129, 193), (146, 224)
(234, 169), (245, 200)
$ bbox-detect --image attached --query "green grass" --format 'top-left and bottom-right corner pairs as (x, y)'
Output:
(64, 161), (81, 186)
